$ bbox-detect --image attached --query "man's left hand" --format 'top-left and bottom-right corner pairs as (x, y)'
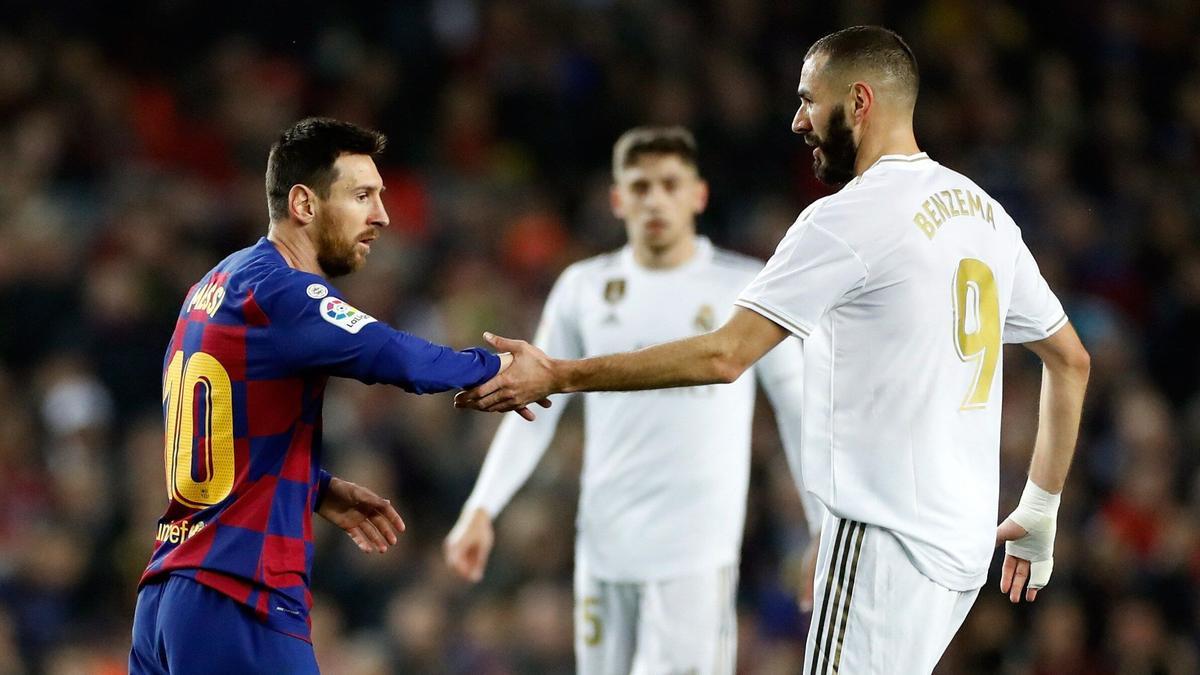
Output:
(317, 477), (406, 554)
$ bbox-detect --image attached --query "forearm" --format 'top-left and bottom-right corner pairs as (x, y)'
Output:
(370, 334), (500, 393)
(1027, 361), (1089, 493)
(555, 331), (740, 394)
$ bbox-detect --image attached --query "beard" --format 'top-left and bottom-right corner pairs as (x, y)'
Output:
(314, 217), (363, 278)
(810, 104), (858, 186)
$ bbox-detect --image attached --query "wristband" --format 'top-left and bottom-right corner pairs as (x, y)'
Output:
(1004, 478), (1060, 589)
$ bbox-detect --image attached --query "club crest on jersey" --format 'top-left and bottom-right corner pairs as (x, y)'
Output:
(320, 297), (376, 334)
(694, 304), (715, 332)
(603, 279), (626, 304)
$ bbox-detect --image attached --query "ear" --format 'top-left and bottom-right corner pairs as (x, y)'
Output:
(694, 179), (710, 215)
(609, 184), (625, 219)
(849, 81), (874, 124)
(288, 184), (317, 224)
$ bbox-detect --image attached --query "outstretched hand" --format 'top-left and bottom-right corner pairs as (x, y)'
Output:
(317, 477), (406, 554)
(458, 333), (554, 420)
(443, 507), (495, 582)
(996, 519), (1039, 603)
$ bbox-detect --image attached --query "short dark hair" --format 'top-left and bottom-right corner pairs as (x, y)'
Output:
(806, 26), (919, 104)
(612, 126), (699, 179)
(265, 117), (387, 222)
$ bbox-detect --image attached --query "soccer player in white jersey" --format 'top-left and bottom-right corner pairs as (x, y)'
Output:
(456, 26), (1091, 674)
(443, 127), (821, 675)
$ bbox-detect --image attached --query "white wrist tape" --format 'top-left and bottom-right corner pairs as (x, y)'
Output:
(1004, 479), (1060, 589)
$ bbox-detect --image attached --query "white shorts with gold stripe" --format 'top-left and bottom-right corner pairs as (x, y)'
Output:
(574, 555), (738, 675)
(804, 515), (980, 675)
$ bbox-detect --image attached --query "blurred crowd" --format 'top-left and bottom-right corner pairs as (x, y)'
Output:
(1, 0), (1198, 673)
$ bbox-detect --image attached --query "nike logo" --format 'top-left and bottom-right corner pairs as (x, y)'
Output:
(275, 606), (302, 616)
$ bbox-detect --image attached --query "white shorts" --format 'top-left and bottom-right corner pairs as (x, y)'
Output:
(574, 556), (738, 675)
(804, 515), (981, 675)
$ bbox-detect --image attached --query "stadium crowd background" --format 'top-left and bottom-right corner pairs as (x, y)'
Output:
(1, 1), (1198, 673)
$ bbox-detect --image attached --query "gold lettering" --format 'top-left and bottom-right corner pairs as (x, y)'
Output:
(967, 191), (983, 217)
(156, 519), (206, 543)
(952, 189), (968, 216)
(929, 193), (951, 222)
(940, 190), (960, 217)
(915, 189), (1000, 240)
(914, 213), (937, 239)
(922, 200), (941, 226)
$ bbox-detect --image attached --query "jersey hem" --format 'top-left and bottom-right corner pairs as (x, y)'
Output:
(735, 298), (812, 338)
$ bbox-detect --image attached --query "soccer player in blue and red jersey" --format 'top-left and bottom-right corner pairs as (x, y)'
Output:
(130, 118), (526, 673)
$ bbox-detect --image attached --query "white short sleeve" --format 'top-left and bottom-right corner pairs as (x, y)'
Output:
(736, 215), (868, 338)
(1003, 237), (1068, 344)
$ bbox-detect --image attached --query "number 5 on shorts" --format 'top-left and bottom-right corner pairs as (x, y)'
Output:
(952, 259), (1000, 409)
(582, 597), (603, 646)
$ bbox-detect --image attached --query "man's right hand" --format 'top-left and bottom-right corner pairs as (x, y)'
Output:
(444, 507), (495, 582)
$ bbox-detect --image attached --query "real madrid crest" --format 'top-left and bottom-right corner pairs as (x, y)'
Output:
(694, 304), (715, 332)
(603, 279), (626, 304)
(601, 278), (625, 325)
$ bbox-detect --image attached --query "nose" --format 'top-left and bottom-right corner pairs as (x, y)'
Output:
(642, 184), (665, 209)
(371, 195), (389, 229)
(792, 106), (810, 135)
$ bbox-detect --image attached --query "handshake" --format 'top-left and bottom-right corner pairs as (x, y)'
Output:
(456, 332), (556, 421)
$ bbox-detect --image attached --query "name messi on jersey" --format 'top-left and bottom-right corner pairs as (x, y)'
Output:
(188, 281), (226, 317)
(913, 188), (995, 240)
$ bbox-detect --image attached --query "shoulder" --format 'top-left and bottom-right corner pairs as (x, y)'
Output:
(709, 246), (765, 284)
(247, 264), (345, 324)
(779, 194), (857, 249)
(711, 246), (763, 272)
(555, 249), (624, 286)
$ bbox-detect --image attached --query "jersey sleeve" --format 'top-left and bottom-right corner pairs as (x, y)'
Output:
(259, 271), (499, 393)
(1003, 236), (1068, 344)
(462, 266), (584, 518)
(735, 211), (869, 339)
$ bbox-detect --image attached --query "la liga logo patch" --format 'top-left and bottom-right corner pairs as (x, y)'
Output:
(319, 297), (376, 334)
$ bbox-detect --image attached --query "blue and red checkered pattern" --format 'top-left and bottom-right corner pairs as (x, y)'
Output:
(140, 238), (499, 640)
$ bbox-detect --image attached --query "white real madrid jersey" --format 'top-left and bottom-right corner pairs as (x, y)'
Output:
(736, 153), (1067, 591)
(466, 236), (814, 581)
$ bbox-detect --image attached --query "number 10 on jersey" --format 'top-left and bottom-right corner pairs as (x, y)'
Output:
(953, 259), (1000, 410)
(163, 351), (236, 508)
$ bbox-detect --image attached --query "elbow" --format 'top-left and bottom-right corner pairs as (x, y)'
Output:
(1060, 336), (1091, 378)
(1071, 344), (1091, 377)
(711, 349), (750, 385)
(1050, 341), (1091, 381)
(1070, 346), (1091, 383)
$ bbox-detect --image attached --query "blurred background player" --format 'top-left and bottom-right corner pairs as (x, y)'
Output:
(455, 27), (1090, 674)
(130, 118), (520, 674)
(444, 126), (822, 675)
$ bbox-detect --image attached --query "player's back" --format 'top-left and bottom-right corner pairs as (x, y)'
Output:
(765, 154), (1065, 591)
(145, 238), (347, 639)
